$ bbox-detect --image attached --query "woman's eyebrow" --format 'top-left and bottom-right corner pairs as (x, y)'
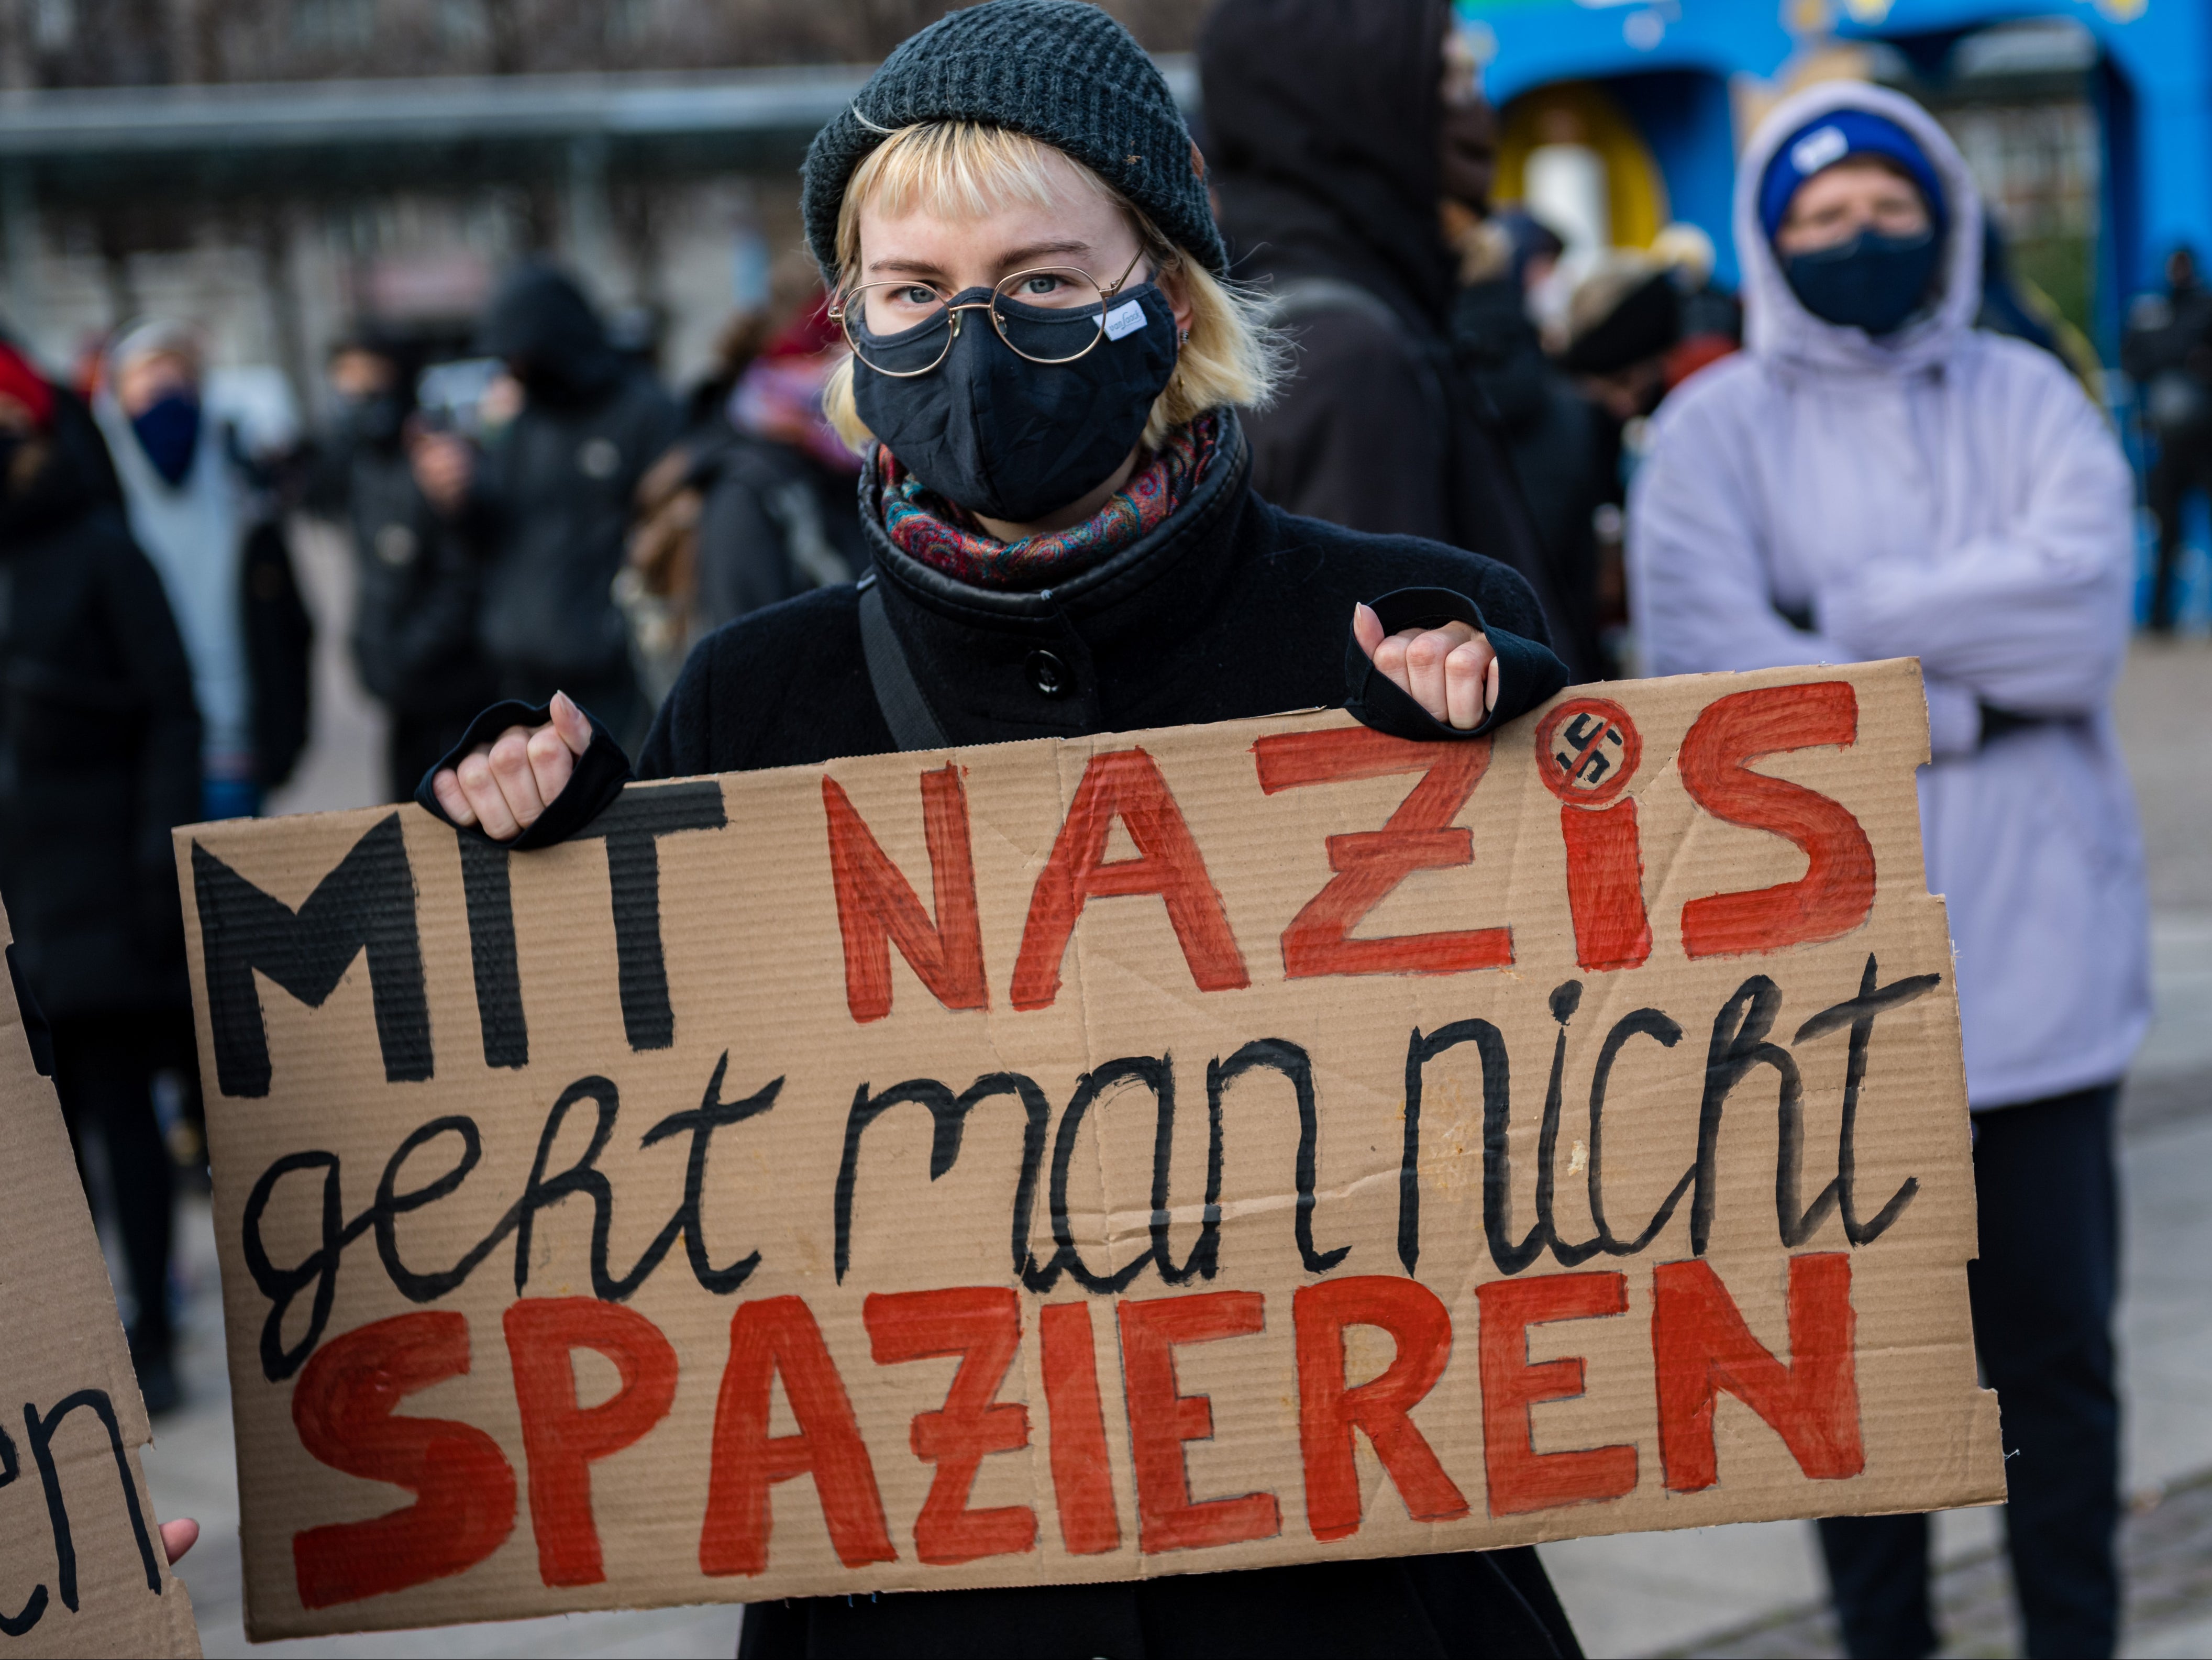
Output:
(865, 239), (1098, 281)
(867, 256), (952, 278)
(995, 239), (1095, 269)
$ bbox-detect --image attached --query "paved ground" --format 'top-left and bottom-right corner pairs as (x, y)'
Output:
(128, 543), (2212, 1657)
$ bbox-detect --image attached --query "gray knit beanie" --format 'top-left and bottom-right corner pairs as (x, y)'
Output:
(802, 0), (1225, 281)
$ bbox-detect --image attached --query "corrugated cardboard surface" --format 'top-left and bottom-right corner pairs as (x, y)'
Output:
(0, 904), (202, 1657)
(177, 660), (2003, 1640)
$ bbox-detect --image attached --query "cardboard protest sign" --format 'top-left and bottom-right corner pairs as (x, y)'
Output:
(178, 658), (2003, 1640)
(0, 905), (201, 1657)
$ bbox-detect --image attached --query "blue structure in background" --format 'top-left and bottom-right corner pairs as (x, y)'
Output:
(1464, 0), (2212, 348)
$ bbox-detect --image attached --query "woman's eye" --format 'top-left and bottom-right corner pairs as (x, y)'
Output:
(898, 286), (939, 307)
(1019, 274), (1061, 297)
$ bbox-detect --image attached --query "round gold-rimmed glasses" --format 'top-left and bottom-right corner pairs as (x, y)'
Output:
(830, 246), (1150, 377)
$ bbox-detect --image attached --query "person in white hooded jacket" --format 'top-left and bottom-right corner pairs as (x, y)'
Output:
(1629, 82), (2147, 1660)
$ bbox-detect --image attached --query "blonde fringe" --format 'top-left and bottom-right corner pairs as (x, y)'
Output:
(822, 121), (1280, 459)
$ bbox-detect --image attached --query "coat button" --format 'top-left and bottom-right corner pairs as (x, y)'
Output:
(1027, 649), (1070, 698)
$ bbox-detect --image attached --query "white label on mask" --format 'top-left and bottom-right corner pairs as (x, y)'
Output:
(1103, 299), (1147, 342)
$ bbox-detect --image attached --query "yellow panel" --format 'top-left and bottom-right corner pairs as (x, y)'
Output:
(1494, 80), (1671, 250)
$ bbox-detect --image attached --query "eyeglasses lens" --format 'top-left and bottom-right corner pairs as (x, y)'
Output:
(847, 284), (955, 374)
(843, 269), (1112, 371)
(992, 269), (1107, 363)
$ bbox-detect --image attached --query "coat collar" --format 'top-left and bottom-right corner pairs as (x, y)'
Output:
(859, 410), (1255, 746)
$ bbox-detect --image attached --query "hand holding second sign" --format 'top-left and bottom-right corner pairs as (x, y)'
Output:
(430, 691), (594, 839)
(1353, 603), (1499, 731)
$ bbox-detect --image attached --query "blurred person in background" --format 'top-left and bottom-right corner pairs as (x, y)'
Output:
(1630, 83), (2147, 1660)
(1647, 221), (1742, 390)
(412, 264), (679, 749)
(1451, 209), (1611, 674)
(92, 319), (312, 818)
(623, 283), (864, 701)
(2122, 246), (2212, 634)
(0, 340), (201, 1413)
(1559, 254), (1683, 430)
(314, 330), (496, 800)
(660, 246), (837, 440)
(1200, 0), (1590, 678)
(707, 294), (866, 608)
(1559, 254), (1684, 673)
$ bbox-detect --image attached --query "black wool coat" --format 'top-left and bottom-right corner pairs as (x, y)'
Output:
(0, 437), (201, 1020)
(428, 415), (1580, 1660)
(619, 418), (1565, 781)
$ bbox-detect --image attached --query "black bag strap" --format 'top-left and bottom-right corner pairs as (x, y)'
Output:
(857, 574), (949, 752)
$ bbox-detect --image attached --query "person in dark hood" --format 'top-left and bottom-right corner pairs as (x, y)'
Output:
(413, 264), (679, 749)
(315, 330), (496, 800)
(1199, 0), (1589, 678)
(0, 340), (202, 1413)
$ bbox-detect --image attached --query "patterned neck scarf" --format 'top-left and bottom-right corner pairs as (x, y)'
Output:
(877, 411), (1223, 591)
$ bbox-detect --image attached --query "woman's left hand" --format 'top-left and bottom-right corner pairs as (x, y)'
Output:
(1354, 602), (1499, 731)
(160, 1518), (198, 1565)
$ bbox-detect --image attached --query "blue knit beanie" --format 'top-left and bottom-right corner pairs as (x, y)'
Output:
(1758, 109), (1947, 244)
(802, 0), (1225, 281)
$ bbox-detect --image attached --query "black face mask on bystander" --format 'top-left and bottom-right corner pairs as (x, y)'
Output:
(337, 391), (408, 451)
(853, 282), (1179, 524)
(1784, 228), (1941, 337)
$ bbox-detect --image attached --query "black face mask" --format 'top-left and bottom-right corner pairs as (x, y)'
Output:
(1783, 228), (1941, 337)
(337, 390), (408, 450)
(853, 283), (1180, 524)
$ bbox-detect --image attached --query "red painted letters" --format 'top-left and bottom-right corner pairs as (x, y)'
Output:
(1252, 725), (1512, 977)
(864, 1287), (1036, 1566)
(1534, 700), (1652, 972)
(1293, 1277), (1469, 1541)
(1039, 1301), (1123, 1555)
(1476, 1274), (1639, 1517)
(1678, 683), (1875, 958)
(290, 1311), (517, 1609)
(503, 1298), (679, 1587)
(1560, 807), (1654, 970)
(700, 1296), (895, 1576)
(1118, 1291), (1280, 1553)
(824, 766), (988, 1023)
(1652, 1253), (1864, 1492)
(1011, 749), (1248, 1009)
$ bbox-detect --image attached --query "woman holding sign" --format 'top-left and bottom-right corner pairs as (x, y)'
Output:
(421, 3), (1578, 1656)
(1629, 83), (2146, 1660)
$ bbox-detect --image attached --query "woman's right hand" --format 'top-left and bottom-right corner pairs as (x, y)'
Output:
(430, 692), (593, 841)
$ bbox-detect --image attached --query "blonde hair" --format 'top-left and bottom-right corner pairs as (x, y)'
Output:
(823, 121), (1278, 456)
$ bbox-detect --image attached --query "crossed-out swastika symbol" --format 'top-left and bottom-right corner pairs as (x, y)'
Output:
(1534, 698), (1643, 807)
